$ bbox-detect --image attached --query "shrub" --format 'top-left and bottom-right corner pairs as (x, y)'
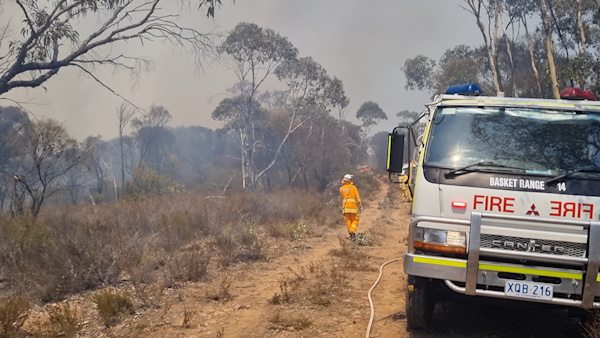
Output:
(0, 296), (29, 337)
(40, 303), (83, 338)
(124, 165), (185, 200)
(92, 290), (135, 327)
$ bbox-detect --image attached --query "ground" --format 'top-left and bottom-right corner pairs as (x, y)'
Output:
(22, 177), (588, 337)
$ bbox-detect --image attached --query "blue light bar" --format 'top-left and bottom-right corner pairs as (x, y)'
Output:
(445, 83), (483, 95)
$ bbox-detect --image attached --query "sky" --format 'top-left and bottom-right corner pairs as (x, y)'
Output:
(3, 0), (483, 141)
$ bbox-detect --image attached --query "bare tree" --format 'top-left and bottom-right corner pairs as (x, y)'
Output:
(83, 135), (108, 196)
(116, 103), (135, 198)
(0, 0), (222, 98)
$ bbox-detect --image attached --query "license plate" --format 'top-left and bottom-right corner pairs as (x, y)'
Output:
(504, 281), (553, 300)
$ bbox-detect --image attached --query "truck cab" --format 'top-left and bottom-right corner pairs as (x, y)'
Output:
(388, 84), (600, 330)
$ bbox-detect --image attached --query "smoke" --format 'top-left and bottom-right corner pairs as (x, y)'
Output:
(2, 0), (480, 140)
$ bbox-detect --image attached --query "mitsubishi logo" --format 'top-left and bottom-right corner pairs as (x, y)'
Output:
(527, 239), (537, 252)
(526, 204), (540, 216)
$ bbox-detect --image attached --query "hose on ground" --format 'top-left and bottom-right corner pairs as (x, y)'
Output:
(365, 255), (404, 338)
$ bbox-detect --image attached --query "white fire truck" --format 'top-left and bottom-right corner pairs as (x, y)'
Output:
(387, 83), (600, 329)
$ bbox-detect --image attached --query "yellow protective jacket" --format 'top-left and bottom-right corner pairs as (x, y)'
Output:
(340, 180), (362, 214)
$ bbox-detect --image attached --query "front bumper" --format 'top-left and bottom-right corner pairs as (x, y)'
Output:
(405, 213), (600, 309)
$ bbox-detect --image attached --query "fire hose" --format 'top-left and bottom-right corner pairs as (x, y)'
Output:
(365, 255), (404, 338)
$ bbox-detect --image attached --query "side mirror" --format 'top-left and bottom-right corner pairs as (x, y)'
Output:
(387, 128), (405, 173)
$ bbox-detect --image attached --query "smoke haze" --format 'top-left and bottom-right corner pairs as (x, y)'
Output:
(3, 0), (480, 140)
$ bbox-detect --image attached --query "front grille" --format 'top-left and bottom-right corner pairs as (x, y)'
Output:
(480, 234), (587, 257)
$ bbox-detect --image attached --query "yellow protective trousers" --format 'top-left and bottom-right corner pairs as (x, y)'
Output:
(343, 213), (359, 233)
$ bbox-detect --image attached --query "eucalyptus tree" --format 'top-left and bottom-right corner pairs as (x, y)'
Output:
(216, 22), (298, 190)
(271, 56), (349, 190)
(132, 105), (174, 173)
(539, 0), (561, 98)
(0, 106), (29, 211)
(355, 101), (387, 158)
(463, 0), (503, 94)
(12, 118), (80, 216)
(505, 0), (544, 96)
(402, 55), (436, 93)
(82, 135), (108, 196)
(116, 103), (135, 196)
(0, 0), (224, 99)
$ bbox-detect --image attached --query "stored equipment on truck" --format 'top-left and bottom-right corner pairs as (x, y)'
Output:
(387, 84), (600, 330)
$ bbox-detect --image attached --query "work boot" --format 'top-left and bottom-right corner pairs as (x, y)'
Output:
(348, 231), (356, 241)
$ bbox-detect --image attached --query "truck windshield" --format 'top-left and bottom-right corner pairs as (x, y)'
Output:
(424, 106), (600, 177)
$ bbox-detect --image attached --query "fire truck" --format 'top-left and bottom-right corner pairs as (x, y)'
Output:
(387, 83), (600, 330)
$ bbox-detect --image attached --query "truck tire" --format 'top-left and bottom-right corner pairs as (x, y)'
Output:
(406, 275), (434, 330)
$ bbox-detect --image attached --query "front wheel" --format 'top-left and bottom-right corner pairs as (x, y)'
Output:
(406, 275), (435, 330)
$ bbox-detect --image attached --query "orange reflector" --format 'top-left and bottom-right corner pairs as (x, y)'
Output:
(414, 241), (467, 254)
(451, 201), (467, 208)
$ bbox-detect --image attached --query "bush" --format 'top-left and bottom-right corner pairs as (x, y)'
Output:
(40, 303), (83, 337)
(124, 165), (185, 200)
(0, 296), (29, 337)
(92, 290), (135, 327)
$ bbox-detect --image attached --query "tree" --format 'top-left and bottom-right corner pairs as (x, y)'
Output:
(12, 118), (80, 216)
(402, 55), (436, 92)
(0, 106), (30, 210)
(272, 57), (349, 188)
(216, 22), (298, 190)
(132, 104), (173, 173)
(116, 103), (135, 198)
(355, 101), (387, 156)
(540, 0), (560, 98)
(356, 101), (387, 136)
(82, 135), (108, 196)
(463, 0), (503, 93)
(0, 0), (223, 98)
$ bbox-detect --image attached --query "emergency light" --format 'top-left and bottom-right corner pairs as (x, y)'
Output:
(559, 87), (596, 101)
(445, 83), (483, 96)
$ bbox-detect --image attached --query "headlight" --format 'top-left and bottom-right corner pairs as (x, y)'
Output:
(419, 228), (466, 247)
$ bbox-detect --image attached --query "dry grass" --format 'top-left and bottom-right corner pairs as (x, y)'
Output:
(0, 185), (342, 335)
(330, 238), (376, 271)
(38, 303), (83, 337)
(91, 289), (135, 327)
(0, 295), (29, 337)
(205, 277), (233, 302)
(268, 311), (312, 331)
(269, 259), (348, 308)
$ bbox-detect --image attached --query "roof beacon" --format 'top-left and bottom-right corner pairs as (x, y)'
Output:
(445, 83), (483, 96)
(560, 87), (596, 101)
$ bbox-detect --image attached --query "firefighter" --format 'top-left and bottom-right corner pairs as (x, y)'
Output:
(339, 174), (362, 241)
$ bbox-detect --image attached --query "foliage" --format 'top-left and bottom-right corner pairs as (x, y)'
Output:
(402, 55), (437, 92)
(403, 0), (600, 99)
(124, 165), (185, 200)
(12, 118), (80, 216)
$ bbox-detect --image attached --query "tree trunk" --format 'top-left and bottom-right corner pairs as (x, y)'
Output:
(466, 0), (501, 93)
(540, 0), (560, 99)
(576, 0), (587, 54)
(500, 7), (516, 96)
(522, 15), (543, 97)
